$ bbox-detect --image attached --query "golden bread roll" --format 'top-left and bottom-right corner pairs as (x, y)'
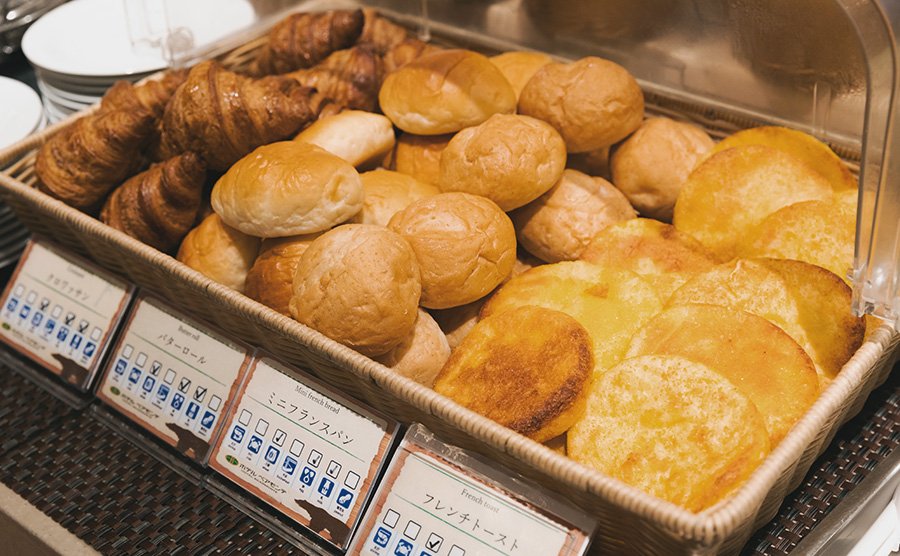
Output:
(673, 144), (833, 260)
(244, 233), (323, 315)
(667, 257), (866, 386)
(430, 249), (542, 349)
(705, 126), (856, 192)
(293, 110), (396, 169)
(211, 141), (364, 237)
(378, 49), (517, 135)
(349, 169), (440, 227)
(374, 308), (451, 388)
(176, 213), (261, 293)
(625, 304), (819, 445)
(386, 132), (454, 186)
(735, 190), (857, 283)
(481, 261), (662, 373)
(510, 168), (637, 263)
(438, 113), (567, 211)
(388, 192), (516, 309)
(518, 56), (644, 153)
(567, 354), (771, 512)
(434, 305), (593, 443)
(580, 218), (720, 303)
(289, 224), (421, 357)
(610, 117), (715, 222)
(489, 51), (552, 99)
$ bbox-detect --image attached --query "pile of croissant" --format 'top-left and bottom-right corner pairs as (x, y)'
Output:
(33, 8), (426, 253)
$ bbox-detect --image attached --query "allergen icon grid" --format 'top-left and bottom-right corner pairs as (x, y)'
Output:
(212, 356), (398, 548)
(99, 293), (251, 462)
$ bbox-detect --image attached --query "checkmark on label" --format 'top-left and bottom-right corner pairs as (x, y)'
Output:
(426, 533), (443, 552)
(193, 386), (207, 402)
(179, 378), (191, 393)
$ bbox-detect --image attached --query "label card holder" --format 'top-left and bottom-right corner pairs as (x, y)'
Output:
(0, 237), (134, 392)
(349, 424), (596, 556)
(96, 291), (253, 464)
(209, 354), (400, 552)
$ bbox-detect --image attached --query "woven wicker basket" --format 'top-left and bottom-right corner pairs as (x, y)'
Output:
(0, 22), (897, 556)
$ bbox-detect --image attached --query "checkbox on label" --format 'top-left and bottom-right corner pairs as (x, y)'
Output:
(448, 545), (465, 556)
(345, 471), (360, 490)
(238, 409), (252, 426)
(425, 533), (443, 553)
(403, 520), (421, 540)
(255, 419), (269, 435)
(383, 509), (400, 528)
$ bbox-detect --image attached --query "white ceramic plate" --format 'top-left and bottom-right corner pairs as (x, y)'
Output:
(0, 76), (43, 150)
(36, 78), (103, 106)
(22, 0), (258, 77)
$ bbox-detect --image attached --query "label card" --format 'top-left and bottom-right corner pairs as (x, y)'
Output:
(350, 425), (595, 556)
(210, 354), (400, 551)
(0, 238), (133, 391)
(96, 292), (252, 463)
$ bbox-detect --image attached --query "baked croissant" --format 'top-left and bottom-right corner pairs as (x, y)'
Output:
(156, 60), (325, 172)
(249, 9), (365, 76)
(358, 8), (409, 56)
(99, 69), (188, 119)
(286, 44), (383, 112)
(35, 108), (156, 214)
(99, 152), (207, 253)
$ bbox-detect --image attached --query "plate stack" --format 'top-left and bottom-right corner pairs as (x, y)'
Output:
(0, 76), (44, 268)
(21, 0), (259, 123)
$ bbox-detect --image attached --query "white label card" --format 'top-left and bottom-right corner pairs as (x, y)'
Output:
(0, 239), (133, 390)
(210, 355), (398, 550)
(352, 446), (591, 556)
(97, 292), (251, 463)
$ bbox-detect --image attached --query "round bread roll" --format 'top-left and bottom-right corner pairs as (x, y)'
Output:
(244, 233), (323, 315)
(211, 141), (364, 237)
(388, 192), (516, 309)
(610, 117), (714, 222)
(439, 113), (567, 211)
(374, 308), (451, 388)
(434, 305), (594, 443)
(511, 168), (637, 263)
(489, 51), (552, 99)
(293, 110), (396, 169)
(518, 56), (644, 153)
(289, 224), (421, 357)
(430, 248), (541, 349)
(350, 169), (440, 227)
(386, 131), (454, 186)
(176, 213), (261, 293)
(379, 49), (517, 135)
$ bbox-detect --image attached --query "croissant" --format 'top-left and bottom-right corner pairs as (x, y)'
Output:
(249, 9), (365, 76)
(35, 108), (156, 214)
(99, 152), (207, 252)
(358, 8), (409, 56)
(286, 44), (383, 112)
(157, 60), (325, 172)
(99, 69), (188, 119)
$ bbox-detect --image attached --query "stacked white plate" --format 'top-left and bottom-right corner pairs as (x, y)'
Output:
(0, 75), (44, 268)
(21, 0), (260, 123)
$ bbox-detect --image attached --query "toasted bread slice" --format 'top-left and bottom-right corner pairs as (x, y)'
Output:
(667, 257), (866, 386)
(434, 305), (593, 443)
(673, 144), (833, 260)
(625, 304), (819, 445)
(580, 218), (721, 303)
(480, 261), (662, 374)
(567, 354), (771, 512)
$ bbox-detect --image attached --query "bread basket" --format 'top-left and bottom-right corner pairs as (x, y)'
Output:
(2, 1), (900, 554)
